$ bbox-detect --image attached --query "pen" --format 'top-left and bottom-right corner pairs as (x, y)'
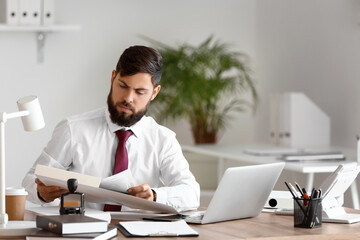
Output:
(302, 188), (309, 206)
(284, 182), (307, 216)
(294, 182), (304, 196)
(308, 190), (320, 227)
(288, 183), (301, 198)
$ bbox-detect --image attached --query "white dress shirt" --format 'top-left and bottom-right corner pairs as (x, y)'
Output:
(22, 107), (200, 212)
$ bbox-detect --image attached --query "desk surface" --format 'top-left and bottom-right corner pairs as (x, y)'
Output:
(182, 144), (357, 174)
(111, 210), (360, 240)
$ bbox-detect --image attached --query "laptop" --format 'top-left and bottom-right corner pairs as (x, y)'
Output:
(185, 162), (285, 224)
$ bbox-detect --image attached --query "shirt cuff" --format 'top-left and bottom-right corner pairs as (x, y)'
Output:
(151, 187), (167, 205)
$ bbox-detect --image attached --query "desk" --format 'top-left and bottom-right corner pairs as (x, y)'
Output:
(181, 144), (359, 209)
(110, 210), (360, 239)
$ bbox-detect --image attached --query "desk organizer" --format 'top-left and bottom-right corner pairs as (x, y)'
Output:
(293, 197), (322, 228)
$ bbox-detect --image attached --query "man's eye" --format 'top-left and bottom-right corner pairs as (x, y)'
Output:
(137, 91), (145, 95)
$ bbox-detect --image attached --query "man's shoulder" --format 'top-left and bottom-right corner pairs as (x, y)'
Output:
(141, 116), (175, 137)
(66, 107), (106, 123)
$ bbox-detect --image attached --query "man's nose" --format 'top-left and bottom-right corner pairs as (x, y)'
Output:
(123, 90), (134, 103)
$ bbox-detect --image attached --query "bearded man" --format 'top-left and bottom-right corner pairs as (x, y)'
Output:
(22, 46), (200, 212)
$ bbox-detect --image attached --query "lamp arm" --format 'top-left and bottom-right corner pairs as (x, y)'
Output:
(0, 111), (30, 124)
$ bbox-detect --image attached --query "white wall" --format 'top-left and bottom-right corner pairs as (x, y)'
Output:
(0, 0), (256, 188)
(254, 0), (360, 149)
(254, 0), (360, 206)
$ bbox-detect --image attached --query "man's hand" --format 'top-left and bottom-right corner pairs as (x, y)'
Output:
(128, 184), (154, 201)
(35, 178), (67, 202)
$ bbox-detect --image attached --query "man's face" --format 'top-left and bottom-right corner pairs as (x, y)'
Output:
(107, 71), (161, 127)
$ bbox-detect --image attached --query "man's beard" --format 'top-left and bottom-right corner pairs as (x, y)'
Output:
(107, 92), (150, 127)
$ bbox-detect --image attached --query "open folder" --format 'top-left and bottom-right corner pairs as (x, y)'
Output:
(35, 165), (179, 214)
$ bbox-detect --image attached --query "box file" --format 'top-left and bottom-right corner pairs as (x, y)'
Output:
(0, 0), (19, 24)
(41, 0), (55, 25)
(269, 92), (330, 147)
(29, 0), (41, 25)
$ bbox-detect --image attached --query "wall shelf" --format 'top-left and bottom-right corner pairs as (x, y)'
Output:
(0, 24), (81, 63)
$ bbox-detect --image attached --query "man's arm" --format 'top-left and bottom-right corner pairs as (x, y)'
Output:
(152, 134), (200, 211)
(22, 119), (72, 205)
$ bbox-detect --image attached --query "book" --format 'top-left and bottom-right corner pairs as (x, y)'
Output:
(117, 220), (198, 237)
(25, 206), (111, 224)
(36, 215), (108, 235)
(26, 226), (117, 240)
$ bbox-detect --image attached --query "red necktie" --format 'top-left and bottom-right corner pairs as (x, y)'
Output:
(104, 130), (132, 211)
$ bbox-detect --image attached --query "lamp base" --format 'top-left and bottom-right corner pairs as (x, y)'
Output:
(0, 221), (37, 237)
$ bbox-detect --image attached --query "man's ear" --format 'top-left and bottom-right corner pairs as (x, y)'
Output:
(111, 70), (116, 85)
(151, 85), (161, 101)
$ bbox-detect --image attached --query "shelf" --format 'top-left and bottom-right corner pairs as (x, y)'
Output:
(0, 24), (81, 32)
(0, 24), (81, 63)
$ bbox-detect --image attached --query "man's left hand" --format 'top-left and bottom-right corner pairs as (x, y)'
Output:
(127, 184), (154, 201)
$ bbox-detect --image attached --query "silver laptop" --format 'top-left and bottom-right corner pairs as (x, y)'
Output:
(186, 162), (285, 224)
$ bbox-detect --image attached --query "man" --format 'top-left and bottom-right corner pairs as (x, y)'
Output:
(22, 45), (200, 212)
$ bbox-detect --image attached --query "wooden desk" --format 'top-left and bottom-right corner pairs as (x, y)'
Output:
(112, 211), (360, 240)
(182, 144), (359, 209)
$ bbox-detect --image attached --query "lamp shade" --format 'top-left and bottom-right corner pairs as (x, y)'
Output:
(16, 96), (45, 131)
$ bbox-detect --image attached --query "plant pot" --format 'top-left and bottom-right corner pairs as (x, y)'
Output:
(191, 126), (217, 144)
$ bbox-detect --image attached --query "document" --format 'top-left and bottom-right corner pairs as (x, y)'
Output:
(35, 165), (101, 188)
(99, 169), (135, 193)
(35, 165), (179, 214)
(118, 220), (199, 237)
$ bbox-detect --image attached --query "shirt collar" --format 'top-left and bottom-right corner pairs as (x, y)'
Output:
(105, 107), (144, 138)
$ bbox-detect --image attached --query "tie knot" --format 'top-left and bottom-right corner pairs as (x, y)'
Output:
(116, 130), (132, 142)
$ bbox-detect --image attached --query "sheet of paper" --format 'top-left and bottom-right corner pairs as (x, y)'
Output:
(35, 164), (101, 188)
(35, 165), (178, 214)
(119, 220), (198, 236)
(76, 184), (178, 214)
(99, 169), (135, 192)
(111, 211), (177, 221)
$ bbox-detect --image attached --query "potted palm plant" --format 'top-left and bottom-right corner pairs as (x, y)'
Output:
(147, 36), (258, 144)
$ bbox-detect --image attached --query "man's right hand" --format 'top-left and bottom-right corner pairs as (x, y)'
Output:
(35, 178), (67, 202)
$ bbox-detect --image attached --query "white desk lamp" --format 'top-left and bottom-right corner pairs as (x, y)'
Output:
(0, 96), (45, 237)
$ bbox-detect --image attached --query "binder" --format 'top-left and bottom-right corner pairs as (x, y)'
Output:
(279, 93), (291, 146)
(269, 93), (280, 145)
(0, 0), (19, 25)
(41, 0), (55, 25)
(269, 92), (330, 147)
(29, 0), (41, 25)
(18, 0), (30, 25)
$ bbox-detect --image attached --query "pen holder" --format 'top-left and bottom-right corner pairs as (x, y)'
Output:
(293, 197), (322, 228)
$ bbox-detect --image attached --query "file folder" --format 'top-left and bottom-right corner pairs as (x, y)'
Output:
(29, 0), (41, 25)
(41, 0), (55, 25)
(0, 0), (19, 25)
(19, 0), (30, 25)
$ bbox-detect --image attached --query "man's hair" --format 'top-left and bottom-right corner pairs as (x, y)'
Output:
(115, 45), (163, 87)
